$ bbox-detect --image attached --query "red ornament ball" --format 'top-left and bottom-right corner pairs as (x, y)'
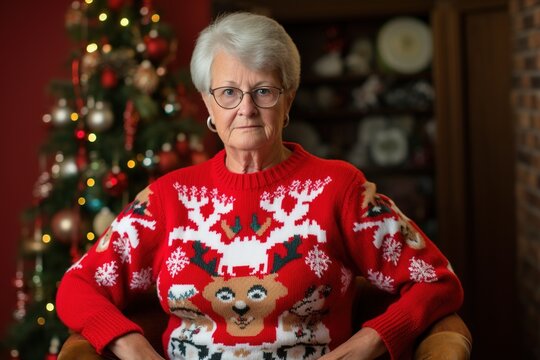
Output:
(158, 149), (181, 173)
(101, 67), (118, 88)
(144, 36), (169, 62)
(107, 0), (125, 11)
(103, 170), (128, 197)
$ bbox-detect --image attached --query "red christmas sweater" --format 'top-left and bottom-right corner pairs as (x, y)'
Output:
(57, 142), (463, 360)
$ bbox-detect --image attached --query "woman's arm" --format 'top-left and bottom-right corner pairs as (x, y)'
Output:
(319, 327), (387, 360)
(108, 333), (165, 360)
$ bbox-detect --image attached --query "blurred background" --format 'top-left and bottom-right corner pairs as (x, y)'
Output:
(0, 0), (537, 359)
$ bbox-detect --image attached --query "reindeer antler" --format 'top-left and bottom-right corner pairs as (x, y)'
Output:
(190, 241), (218, 276)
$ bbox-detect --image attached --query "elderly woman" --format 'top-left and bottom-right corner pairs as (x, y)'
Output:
(57, 12), (463, 360)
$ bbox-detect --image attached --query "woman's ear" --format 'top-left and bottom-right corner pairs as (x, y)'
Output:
(285, 90), (296, 113)
(201, 92), (214, 118)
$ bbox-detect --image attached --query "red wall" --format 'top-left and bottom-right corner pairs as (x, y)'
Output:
(0, 0), (210, 340)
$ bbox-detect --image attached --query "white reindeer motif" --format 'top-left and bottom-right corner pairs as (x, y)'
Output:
(353, 217), (400, 249)
(168, 178), (332, 276)
(97, 213), (156, 252)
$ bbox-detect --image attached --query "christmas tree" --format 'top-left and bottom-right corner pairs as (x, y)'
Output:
(4, 1), (207, 359)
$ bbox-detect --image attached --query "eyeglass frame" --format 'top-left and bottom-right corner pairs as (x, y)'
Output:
(208, 86), (284, 109)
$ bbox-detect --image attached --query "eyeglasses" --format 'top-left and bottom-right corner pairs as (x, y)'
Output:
(209, 86), (284, 109)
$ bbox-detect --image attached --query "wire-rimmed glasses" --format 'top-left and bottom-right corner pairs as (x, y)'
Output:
(209, 86), (284, 109)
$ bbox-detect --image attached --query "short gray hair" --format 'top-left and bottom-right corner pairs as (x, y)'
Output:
(190, 12), (301, 93)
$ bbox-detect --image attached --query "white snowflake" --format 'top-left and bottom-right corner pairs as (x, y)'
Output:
(305, 245), (332, 278)
(130, 267), (153, 290)
(95, 261), (119, 287)
(367, 269), (395, 293)
(66, 253), (87, 272)
(113, 235), (131, 263)
(166, 247), (190, 277)
(409, 257), (438, 283)
(340, 266), (353, 294)
(382, 237), (402, 266)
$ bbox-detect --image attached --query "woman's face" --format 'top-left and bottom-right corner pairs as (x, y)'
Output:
(203, 51), (294, 153)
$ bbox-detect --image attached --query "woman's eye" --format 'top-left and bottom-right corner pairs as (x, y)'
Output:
(255, 88), (271, 96)
(222, 88), (236, 97)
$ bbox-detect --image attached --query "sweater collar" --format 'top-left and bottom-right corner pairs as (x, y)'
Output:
(211, 142), (308, 190)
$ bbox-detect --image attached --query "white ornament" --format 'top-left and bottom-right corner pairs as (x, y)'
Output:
(51, 98), (72, 127)
(87, 101), (114, 132)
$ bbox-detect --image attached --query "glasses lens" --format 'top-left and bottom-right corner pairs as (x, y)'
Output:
(252, 87), (280, 108)
(214, 87), (242, 109)
(211, 87), (282, 109)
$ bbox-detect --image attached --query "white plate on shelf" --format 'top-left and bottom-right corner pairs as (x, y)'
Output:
(377, 17), (433, 74)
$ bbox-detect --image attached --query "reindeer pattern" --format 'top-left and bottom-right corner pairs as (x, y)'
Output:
(164, 177), (339, 359)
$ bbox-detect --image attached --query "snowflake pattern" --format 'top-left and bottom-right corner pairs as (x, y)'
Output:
(305, 245), (331, 278)
(166, 247), (190, 277)
(66, 253), (87, 272)
(409, 257), (438, 283)
(95, 261), (119, 287)
(340, 266), (353, 294)
(113, 235), (132, 263)
(156, 274), (163, 301)
(367, 269), (395, 293)
(130, 267), (153, 290)
(382, 237), (402, 266)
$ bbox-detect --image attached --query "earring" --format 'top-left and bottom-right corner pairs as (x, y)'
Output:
(283, 114), (290, 128)
(207, 116), (217, 133)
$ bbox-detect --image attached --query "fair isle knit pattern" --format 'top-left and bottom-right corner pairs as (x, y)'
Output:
(56, 143), (463, 360)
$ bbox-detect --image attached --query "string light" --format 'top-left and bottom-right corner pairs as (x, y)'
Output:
(102, 44), (112, 53)
(86, 43), (98, 53)
(70, 112), (79, 121)
(86, 178), (95, 187)
(88, 133), (97, 142)
(46, 303), (55, 312)
(87, 232), (95, 241)
(151, 14), (160, 23)
(127, 159), (136, 168)
(120, 18), (130, 26)
(98, 13), (108, 21)
(37, 317), (46, 326)
(84, 0), (93, 4)
(42, 234), (51, 244)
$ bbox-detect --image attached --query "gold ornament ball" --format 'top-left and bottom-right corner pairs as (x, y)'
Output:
(51, 209), (78, 243)
(133, 60), (159, 94)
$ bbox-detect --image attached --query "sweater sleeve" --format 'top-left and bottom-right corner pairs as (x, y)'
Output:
(56, 182), (165, 354)
(340, 173), (464, 359)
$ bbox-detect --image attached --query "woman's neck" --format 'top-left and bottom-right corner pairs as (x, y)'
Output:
(224, 143), (291, 174)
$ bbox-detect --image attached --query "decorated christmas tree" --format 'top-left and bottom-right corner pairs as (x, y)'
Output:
(4, 1), (207, 358)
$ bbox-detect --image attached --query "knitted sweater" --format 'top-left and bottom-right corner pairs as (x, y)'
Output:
(56, 142), (463, 360)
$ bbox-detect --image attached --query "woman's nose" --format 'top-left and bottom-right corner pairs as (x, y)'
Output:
(237, 92), (258, 115)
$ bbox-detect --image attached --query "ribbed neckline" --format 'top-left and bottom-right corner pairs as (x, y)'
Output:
(211, 142), (309, 190)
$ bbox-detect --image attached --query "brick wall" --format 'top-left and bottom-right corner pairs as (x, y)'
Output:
(511, 0), (540, 357)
